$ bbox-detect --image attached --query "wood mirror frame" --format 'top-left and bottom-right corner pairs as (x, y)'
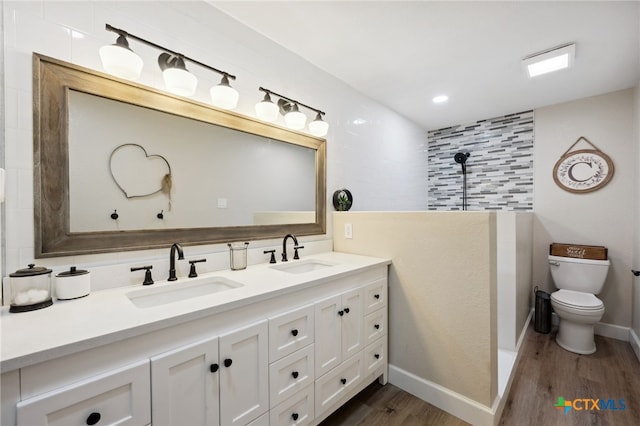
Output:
(33, 53), (326, 258)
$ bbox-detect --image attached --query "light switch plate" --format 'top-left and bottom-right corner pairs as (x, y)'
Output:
(217, 198), (227, 209)
(345, 223), (353, 239)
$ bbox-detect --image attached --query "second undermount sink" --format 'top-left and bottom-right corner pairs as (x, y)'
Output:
(127, 276), (243, 308)
(270, 259), (336, 274)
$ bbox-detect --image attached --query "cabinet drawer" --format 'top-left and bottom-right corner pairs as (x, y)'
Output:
(270, 384), (314, 426)
(364, 309), (387, 346)
(365, 337), (386, 375)
(363, 279), (387, 315)
(269, 345), (315, 408)
(315, 352), (364, 416)
(16, 359), (150, 426)
(269, 304), (314, 362)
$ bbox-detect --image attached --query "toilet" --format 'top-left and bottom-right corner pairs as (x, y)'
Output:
(548, 254), (610, 355)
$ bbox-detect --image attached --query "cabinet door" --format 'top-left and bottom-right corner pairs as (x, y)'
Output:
(341, 288), (364, 360)
(16, 359), (150, 426)
(151, 336), (219, 426)
(314, 294), (342, 377)
(269, 304), (314, 362)
(219, 320), (269, 426)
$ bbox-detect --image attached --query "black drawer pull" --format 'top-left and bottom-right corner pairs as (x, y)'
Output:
(338, 310), (344, 316)
(210, 363), (219, 373)
(292, 371), (299, 379)
(344, 307), (350, 314)
(374, 324), (380, 330)
(86, 412), (101, 425)
(374, 353), (380, 359)
(224, 358), (232, 368)
(374, 294), (380, 299)
(340, 378), (347, 385)
(291, 329), (299, 337)
(292, 412), (299, 421)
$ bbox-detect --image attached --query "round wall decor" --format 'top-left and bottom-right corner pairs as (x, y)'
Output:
(332, 189), (353, 211)
(552, 137), (614, 194)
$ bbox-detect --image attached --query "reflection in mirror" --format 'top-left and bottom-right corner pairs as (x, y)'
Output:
(34, 54), (326, 257)
(68, 91), (316, 231)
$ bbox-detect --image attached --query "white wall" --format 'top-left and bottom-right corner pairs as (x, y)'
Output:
(2, 1), (426, 291)
(533, 89), (636, 329)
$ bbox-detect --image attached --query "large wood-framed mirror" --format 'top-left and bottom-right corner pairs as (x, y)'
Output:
(34, 54), (326, 257)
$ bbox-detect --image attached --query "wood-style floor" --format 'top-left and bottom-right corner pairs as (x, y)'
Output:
(320, 325), (640, 426)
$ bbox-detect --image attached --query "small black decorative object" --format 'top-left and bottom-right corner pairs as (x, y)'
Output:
(110, 209), (119, 220)
(157, 210), (164, 219)
(332, 189), (353, 211)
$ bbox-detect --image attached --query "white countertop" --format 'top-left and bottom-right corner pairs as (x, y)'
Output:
(1, 252), (390, 373)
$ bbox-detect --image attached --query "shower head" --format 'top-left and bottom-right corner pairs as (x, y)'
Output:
(454, 152), (470, 164)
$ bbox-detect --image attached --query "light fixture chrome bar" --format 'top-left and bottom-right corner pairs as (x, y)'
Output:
(259, 87), (324, 116)
(105, 24), (236, 80)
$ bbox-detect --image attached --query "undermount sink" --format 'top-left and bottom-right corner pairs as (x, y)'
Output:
(127, 276), (243, 308)
(270, 259), (336, 274)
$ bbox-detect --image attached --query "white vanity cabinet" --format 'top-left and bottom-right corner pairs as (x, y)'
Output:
(4, 256), (389, 426)
(15, 360), (150, 426)
(150, 320), (269, 426)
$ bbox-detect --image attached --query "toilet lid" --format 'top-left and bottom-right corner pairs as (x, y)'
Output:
(551, 289), (603, 310)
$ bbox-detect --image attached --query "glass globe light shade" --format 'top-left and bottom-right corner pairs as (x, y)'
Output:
(163, 67), (198, 96)
(254, 93), (279, 122)
(210, 75), (239, 110)
(309, 113), (329, 137)
(99, 37), (143, 81)
(284, 104), (307, 130)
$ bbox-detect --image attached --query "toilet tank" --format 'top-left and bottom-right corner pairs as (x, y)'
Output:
(548, 255), (610, 294)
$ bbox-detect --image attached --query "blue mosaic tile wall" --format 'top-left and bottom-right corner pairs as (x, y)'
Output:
(427, 111), (534, 211)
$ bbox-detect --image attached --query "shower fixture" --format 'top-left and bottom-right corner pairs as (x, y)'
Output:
(454, 152), (471, 210)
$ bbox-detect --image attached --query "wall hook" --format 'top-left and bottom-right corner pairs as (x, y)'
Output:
(157, 210), (164, 220)
(110, 209), (119, 220)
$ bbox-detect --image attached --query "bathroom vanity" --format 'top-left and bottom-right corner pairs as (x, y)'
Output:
(0, 252), (389, 426)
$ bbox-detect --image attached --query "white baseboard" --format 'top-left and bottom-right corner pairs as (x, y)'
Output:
(388, 364), (495, 426)
(630, 329), (640, 363)
(594, 321), (630, 341)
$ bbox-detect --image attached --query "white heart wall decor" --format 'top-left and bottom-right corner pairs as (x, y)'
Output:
(109, 144), (172, 198)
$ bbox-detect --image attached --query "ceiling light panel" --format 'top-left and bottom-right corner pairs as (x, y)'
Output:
(523, 43), (575, 78)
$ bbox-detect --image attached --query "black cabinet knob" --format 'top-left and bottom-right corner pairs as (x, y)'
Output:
(374, 294), (380, 299)
(338, 310), (344, 316)
(86, 412), (101, 425)
(374, 324), (380, 330)
(374, 353), (380, 359)
(292, 371), (299, 379)
(210, 363), (219, 373)
(292, 412), (299, 421)
(340, 378), (347, 385)
(291, 329), (299, 337)
(224, 358), (232, 368)
(344, 307), (350, 314)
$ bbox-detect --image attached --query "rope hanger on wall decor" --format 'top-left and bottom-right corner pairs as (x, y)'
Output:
(552, 136), (615, 194)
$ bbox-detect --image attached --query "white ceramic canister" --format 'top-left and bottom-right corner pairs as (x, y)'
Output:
(55, 266), (90, 300)
(9, 264), (53, 313)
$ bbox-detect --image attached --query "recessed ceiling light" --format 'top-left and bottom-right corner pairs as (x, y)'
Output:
(432, 95), (449, 104)
(523, 43), (575, 78)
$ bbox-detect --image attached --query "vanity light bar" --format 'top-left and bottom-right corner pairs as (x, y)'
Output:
(257, 87), (329, 136)
(101, 24), (239, 109)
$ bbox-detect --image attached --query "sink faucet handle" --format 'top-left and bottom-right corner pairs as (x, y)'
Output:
(263, 250), (276, 264)
(188, 258), (207, 278)
(131, 265), (154, 286)
(293, 245), (305, 260)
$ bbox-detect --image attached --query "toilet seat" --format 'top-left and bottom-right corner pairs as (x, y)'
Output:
(551, 289), (603, 310)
